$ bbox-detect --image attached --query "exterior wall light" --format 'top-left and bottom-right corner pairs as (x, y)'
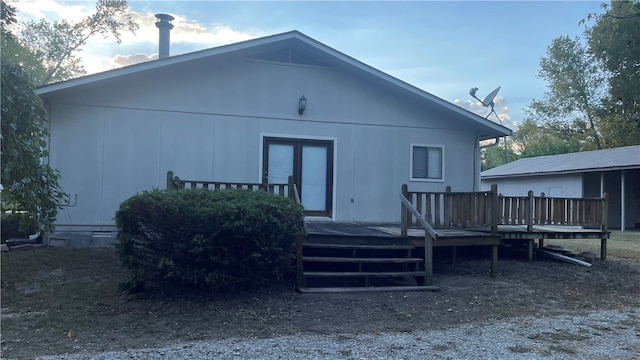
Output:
(298, 95), (307, 115)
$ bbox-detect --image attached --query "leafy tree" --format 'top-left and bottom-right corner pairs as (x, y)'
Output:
(0, 0), (139, 234)
(520, 2), (640, 157)
(1, 0), (64, 233)
(527, 36), (607, 150)
(587, 1), (640, 147)
(14, 0), (139, 85)
(481, 139), (519, 171)
(1, 56), (66, 233)
(0, 0), (15, 28)
(1, 1), (46, 83)
(511, 118), (581, 159)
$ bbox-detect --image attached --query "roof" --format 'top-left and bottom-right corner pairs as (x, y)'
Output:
(36, 30), (511, 140)
(482, 145), (640, 179)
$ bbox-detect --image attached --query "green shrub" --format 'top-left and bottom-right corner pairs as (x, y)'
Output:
(115, 188), (304, 293)
(1, 213), (39, 242)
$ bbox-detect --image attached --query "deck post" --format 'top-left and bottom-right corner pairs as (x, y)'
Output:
(166, 170), (178, 190)
(527, 239), (534, 262)
(296, 235), (305, 289)
(490, 245), (498, 277)
(451, 246), (457, 265)
(601, 193), (609, 233)
(401, 184), (408, 237)
(287, 176), (295, 200)
(526, 190), (534, 232)
(445, 186), (452, 227)
(424, 233), (433, 285)
(490, 184), (499, 235)
(601, 193), (608, 261)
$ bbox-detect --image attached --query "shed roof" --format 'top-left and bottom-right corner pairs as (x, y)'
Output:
(36, 30), (511, 140)
(482, 145), (640, 179)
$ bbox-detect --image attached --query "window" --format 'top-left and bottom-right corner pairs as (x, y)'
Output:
(410, 144), (443, 181)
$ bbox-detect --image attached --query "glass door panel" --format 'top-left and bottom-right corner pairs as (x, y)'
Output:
(267, 144), (294, 183)
(263, 137), (333, 217)
(301, 145), (328, 212)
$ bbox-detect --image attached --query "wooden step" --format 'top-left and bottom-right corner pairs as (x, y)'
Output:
(303, 271), (425, 277)
(298, 285), (440, 293)
(303, 243), (414, 250)
(303, 256), (422, 263)
(299, 238), (426, 291)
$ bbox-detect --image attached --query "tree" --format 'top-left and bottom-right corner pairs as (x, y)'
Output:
(527, 36), (607, 151)
(1, 1), (47, 83)
(13, 0), (138, 85)
(0, 0), (138, 233)
(587, 1), (640, 147)
(1, 56), (66, 233)
(1, 0), (64, 233)
(481, 139), (519, 171)
(511, 119), (581, 159)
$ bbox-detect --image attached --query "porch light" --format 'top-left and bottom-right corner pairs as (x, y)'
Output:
(298, 95), (307, 115)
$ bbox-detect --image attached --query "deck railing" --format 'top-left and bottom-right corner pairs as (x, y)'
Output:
(399, 192), (437, 285)
(401, 184), (499, 234)
(400, 184), (608, 234)
(498, 191), (608, 232)
(167, 170), (289, 197)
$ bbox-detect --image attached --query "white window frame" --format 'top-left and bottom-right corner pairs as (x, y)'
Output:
(409, 143), (445, 182)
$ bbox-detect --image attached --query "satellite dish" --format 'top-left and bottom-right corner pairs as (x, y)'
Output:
(482, 86), (501, 108)
(468, 86), (503, 124)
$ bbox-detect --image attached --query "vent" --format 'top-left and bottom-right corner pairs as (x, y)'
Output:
(251, 48), (331, 67)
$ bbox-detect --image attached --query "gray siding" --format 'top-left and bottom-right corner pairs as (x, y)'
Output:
(48, 58), (480, 229)
(481, 174), (583, 197)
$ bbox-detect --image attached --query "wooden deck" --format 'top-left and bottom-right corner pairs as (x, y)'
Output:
(306, 222), (608, 243)
(164, 172), (610, 292)
(495, 224), (609, 262)
(300, 220), (609, 292)
(302, 221), (502, 292)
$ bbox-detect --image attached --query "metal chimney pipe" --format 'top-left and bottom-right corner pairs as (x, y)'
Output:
(155, 14), (174, 59)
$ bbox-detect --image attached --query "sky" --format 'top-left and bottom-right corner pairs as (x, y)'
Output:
(12, 0), (606, 130)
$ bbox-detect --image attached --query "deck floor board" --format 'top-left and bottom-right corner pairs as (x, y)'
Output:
(305, 221), (608, 242)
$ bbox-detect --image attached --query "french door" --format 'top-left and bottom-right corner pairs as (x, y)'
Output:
(263, 137), (333, 217)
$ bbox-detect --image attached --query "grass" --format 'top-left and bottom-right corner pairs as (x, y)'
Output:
(545, 230), (640, 259)
(1, 232), (638, 358)
(1, 248), (131, 356)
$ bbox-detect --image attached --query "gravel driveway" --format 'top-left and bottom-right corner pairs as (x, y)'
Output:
(37, 308), (640, 360)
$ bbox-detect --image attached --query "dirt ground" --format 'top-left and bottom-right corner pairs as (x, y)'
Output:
(1, 246), (640, 359)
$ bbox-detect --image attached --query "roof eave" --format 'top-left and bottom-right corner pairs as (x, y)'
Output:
(291, 35), (512, 138)
(482, 164), (640, 179)
(36, 31), (305, 96)
(35, 30), (512, 137)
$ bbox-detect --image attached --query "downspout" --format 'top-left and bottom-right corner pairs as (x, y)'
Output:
(46, 102), (52, 166)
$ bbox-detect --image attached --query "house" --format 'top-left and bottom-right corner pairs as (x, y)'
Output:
(481, 145), (640, 231)
(37, 28), (511, 247)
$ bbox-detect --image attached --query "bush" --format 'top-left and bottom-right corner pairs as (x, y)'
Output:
(1, 213), (39, 242)
(115, 188), (305, 293)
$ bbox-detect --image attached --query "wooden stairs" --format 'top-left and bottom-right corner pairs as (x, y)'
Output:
(297, 236), (440, 293)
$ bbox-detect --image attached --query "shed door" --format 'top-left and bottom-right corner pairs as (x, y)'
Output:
(263, 137), (333, 217)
